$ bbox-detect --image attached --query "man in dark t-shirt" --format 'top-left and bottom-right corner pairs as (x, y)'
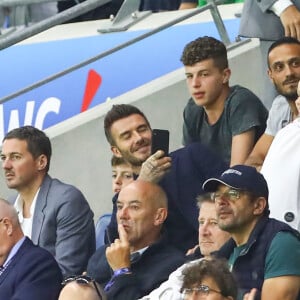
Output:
(180, 36), (268, 166)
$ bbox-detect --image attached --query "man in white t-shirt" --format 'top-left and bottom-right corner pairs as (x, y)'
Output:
(246, 37), (300, 170)
(261, 80), (300, 230)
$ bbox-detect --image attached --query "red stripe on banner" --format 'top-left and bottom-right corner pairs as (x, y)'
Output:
(81, 69), (102, 112)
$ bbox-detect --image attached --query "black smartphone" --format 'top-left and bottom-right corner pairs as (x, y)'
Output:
(151, 129), (169, 155)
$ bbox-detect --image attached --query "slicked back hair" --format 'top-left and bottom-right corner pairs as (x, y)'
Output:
(3, 126), (52, 172)
(104, 104), (151, 146)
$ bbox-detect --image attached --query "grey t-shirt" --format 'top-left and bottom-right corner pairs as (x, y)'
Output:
(182, 85), (268, 164)
(265, 95), (291, 136)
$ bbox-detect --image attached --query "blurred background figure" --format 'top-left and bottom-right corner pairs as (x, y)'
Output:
(178, 0), (243, 10)
(0, 2), (57, 28)
(57, 0), (124, 22)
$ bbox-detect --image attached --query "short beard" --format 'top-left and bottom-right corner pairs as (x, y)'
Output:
(128, 157), (144, 167)
(274, 79), (299, 101)
(118, 151), (145, 167)
(281, 90), (298, 101)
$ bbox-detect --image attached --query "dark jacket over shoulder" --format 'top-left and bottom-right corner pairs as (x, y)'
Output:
(87, 235), (186, 300)
(106, 143), (228, 252)
(0, 237), (62, 300)
(214, 216), (300, 300)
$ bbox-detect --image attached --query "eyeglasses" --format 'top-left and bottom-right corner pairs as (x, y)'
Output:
(212, 189), (244, 203)
(62, 275), (103, 299)
(181, 284), (223, 298)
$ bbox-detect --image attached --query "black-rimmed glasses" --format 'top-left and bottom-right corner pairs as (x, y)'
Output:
(181, 284), (223, 298)
(62, 275), (103, 299)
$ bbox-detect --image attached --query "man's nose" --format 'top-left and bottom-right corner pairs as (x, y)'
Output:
(215, 196), (230, 208)
(119, 206), (129, 219)
(114, 174), (122, 185)
(132, 131), (143, 143)
(284, 64), (294, 76)
(192, 76), (201, 87)
(2, 158), (12, 169)
(189, 291), (198, 300)
(199, 222), (210, 236)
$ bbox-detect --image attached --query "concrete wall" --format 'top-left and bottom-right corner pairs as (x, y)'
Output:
(0, 38), (263, 222)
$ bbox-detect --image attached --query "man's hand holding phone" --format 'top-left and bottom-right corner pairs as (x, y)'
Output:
(151, 129), (169, 156)
(138, 150), (172, 183)
(138, 129), (171, 183)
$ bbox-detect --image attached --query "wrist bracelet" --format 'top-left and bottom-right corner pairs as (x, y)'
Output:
(104, 268), (132, 292)
(113, 267), (131, 277)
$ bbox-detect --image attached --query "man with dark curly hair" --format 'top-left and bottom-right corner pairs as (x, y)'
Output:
(180, 36), (268, 166)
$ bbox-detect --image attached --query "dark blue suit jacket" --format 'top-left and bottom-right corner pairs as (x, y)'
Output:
(107, 143), (228, 252)
(87, 235), (186, 300)
(0, 237), (62, 300)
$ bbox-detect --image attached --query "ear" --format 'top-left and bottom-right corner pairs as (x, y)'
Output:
(222, 68), (231, 84)
(267, 68), (274, 82)
(253, 197), (267, 216)
(36, 154), (47, 171)
(111, 146), (122, 158)
(153, 208), (167, 226)
(3, 218), (13, 236)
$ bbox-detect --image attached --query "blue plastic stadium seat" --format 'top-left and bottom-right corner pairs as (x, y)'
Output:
(95, 213), (112, 249)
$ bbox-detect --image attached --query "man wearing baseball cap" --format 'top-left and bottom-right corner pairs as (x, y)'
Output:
(203, 165), (300, 300)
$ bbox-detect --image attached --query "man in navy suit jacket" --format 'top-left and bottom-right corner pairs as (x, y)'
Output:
(0, 198), (62, 300)
(1, 126), (95, 277)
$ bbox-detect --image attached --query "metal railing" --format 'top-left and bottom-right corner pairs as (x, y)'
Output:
(0, 0), (111, 47)
(0, 0), (236, 105)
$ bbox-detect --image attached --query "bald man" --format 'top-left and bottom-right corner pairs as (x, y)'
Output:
(140, 193), (231, 300)
(60, 180), (185, 300)
(0, 198), (62, 300)
(59, 280), (106, 300)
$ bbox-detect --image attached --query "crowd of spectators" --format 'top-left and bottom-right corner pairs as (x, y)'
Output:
(0, 1), (300, 300)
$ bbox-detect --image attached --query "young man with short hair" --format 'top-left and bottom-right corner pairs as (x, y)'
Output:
(181, 36), (268, 166)
(246, 37), (300, 170)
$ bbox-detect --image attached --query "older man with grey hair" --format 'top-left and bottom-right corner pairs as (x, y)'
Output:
(0, 198), (62, 299)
